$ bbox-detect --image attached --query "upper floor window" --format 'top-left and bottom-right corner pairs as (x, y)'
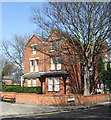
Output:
(31, 44), (37, 55)
(105, 53), (107, 58)
(50, 41), (55, 52)
(51, 56), (55, 70)
(57, 40), (61, 50)
(57, 56), (61, 70)
(35, 59), (39, 72)
(32, 46), (36, 55)
(30, 60), (33, 72)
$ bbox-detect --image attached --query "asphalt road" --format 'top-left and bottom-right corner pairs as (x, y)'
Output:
(2, 104), (111, 120)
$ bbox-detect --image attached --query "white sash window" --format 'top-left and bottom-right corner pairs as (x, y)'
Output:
(35, 59), (38, 72)
(32, 46), (36, 55)
(55, 77), (59, 91)
(48, 77), (53, 91)
(28, 79), (31, 87)
(57, 56), (61, 70)
(30, 60), (33, 72)
(51, 57), (55, 70)
(33, 79), (36, 86)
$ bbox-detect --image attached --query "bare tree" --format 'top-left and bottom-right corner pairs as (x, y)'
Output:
(2, 34), (30, 76)
(31, 2), (110, 95)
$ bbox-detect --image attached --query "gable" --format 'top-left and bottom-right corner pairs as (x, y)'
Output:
(25, 34), (42, 47)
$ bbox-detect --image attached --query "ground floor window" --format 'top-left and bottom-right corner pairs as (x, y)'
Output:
(48, 77), (60, 92)
(33, 78), (36, 86)
(48, 77), (53, 91)
(28, 79), (31, 87)
(55, 77), (59, 91)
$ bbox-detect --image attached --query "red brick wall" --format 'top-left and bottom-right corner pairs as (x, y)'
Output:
(2, 92), (110, 105)
(24, 32), (110, 94)
(24, 35), (44, 73)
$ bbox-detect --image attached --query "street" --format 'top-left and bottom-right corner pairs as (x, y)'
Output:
(2, 104), (111, 120)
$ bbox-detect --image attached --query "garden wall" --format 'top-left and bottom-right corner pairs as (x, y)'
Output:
(1, 92), (110, 105)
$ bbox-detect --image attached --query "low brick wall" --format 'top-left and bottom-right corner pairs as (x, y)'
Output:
(83, 94), (110, 105)
(1, 92), (110, 105)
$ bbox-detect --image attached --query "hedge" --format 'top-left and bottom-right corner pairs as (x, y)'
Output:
(2, 85), (42, 94)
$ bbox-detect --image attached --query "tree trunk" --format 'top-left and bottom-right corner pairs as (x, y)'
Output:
(84, 65), (90, 95)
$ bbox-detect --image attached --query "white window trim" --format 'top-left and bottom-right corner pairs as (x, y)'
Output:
(57, 56), (61, 70)
(29, 57), (39, 61)
(30, 60), (33, 72)
(48, 77), (53, 91)
(51, 57), (55, 70)
(31, 44), (37, 47)
(32, 46), (36, 55)
(54, 77), (59, 92)
(35, 59), (39, 72)
(33, 79), (36, 86)
(28, 79), (31, 87)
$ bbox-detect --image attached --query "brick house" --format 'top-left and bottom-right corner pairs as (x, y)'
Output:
(2, 76), (13, 84)
(21, 30), (110, 94)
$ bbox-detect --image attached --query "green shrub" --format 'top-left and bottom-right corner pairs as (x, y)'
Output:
(2, 85), (42, 94)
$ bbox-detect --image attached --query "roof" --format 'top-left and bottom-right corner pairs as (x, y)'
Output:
(22, 70), (68, 79)
(2, 76), (14, 80)
(25, 34), (45, 47)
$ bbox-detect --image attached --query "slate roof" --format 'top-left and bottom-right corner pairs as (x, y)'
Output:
(22, 70), (68, 79)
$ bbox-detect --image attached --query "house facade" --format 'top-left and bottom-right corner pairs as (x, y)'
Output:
(2, 76), (13, 84)
(22, 33), (71, 94)
(21, 31), (110, 94)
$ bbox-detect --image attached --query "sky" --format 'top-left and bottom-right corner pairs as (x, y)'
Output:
(2, 2), (45, 42)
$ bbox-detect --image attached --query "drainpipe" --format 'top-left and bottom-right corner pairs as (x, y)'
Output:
(43, 41), (45, 72)
(21, 76), (23, 87)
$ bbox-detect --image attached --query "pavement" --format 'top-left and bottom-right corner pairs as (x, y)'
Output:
(0, 101), (111, 118)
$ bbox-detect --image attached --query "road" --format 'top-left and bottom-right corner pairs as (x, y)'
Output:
(2, 104), (111, 120)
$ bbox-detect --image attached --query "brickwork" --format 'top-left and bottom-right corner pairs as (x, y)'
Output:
(1, 92), (110, 105)
(23, 30), (110, 95)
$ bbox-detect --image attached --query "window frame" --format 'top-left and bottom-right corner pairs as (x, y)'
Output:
(51, 56), (55, 70)
(35, 59), (39, 72)
(33, 78), (36, 86)
(30, 60), (33, 72)
(57, 56), (61, 70)
(28, 79), (31, 87)
(32, 46), (36, 55)
(54, 77), (59, 92)
(48, 77), (53, 92)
